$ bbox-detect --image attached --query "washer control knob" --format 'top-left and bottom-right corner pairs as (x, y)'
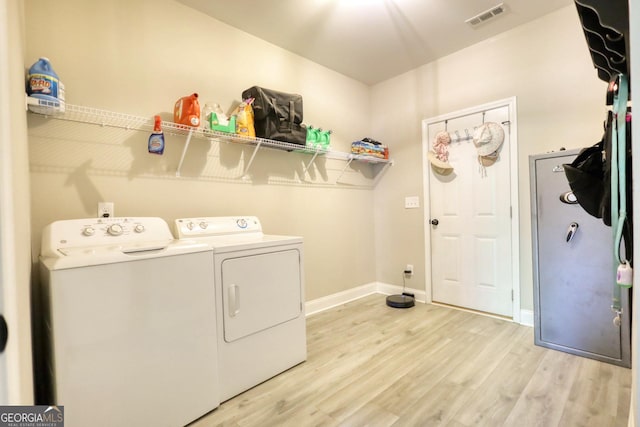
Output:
(134, 224), (145, 233)
(186, 222), (195, 230)
(82, 226), (95, 236)
(107, 224), (124, 236)
(199, 221), (208, 229)
(237, 218), (247, 229)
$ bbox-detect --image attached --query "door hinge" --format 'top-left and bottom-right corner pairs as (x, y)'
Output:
(511, 290), (514, 301)
(510, 206), (512, 219)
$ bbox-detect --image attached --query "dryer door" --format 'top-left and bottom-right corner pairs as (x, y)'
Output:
(221, 249), (302, 342)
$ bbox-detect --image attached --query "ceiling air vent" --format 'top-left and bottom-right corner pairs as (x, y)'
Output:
(465, 3), (506, 27)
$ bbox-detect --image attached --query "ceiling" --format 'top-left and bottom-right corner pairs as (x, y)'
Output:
(177, 0), (575, 85)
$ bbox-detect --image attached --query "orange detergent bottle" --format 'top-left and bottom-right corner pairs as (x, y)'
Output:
(173, 93), (200, 127)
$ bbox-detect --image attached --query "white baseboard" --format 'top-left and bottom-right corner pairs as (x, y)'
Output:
(519, 309), (534, 327)
(305, 282), (377, 316)
(306, 283), (535, 328)
(306, 282), (424, 316)
(375, 281), (427, 303)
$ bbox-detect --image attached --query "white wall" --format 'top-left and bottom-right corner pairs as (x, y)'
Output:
(0, 0), (33, 404)
(371, 5), (607, 311)
(25, 0), (378, 302)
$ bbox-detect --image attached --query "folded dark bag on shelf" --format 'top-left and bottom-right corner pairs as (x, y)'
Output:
(242, 86), (306, 147)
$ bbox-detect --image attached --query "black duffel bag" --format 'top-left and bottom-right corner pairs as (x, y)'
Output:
(242, 86), (306, 147)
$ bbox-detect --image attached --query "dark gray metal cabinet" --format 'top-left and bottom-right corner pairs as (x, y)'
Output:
(530, 150), (630, 368)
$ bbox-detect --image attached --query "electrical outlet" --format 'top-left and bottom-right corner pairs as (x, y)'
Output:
(404, 196), (420, 209)
(98, 202), (114, 218)
(405, 264), (414, 275)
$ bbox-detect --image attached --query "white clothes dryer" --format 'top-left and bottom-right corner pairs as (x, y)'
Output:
(39, 217), (219, 427)
(174, 216), (306, 402)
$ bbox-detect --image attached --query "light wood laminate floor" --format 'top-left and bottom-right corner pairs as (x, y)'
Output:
(191, 294), (631, 427)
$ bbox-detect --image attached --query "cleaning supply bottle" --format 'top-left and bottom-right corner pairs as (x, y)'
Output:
(26, 57), (65, 111)
(318, 129), (331, 150)
(201, 102), (214, 129)
(173, 93), (200, 127)
(306, 125), (319, 147)
(148, 115), (165, 155)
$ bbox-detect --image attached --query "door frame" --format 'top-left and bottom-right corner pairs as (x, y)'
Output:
(0, 0), (10, 402)
(421, 97), (521, 323)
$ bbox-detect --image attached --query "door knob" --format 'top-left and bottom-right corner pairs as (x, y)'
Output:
(431, 219), (439, 226)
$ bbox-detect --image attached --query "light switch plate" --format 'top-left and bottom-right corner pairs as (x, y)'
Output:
(405, 196), (420, 209)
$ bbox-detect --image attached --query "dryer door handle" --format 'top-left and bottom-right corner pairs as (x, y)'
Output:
(228, 285), (240, 317)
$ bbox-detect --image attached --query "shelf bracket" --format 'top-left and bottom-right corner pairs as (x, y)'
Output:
(302, 151), (320, 175)
(335, 157), (354, 184)
(243, 140), (263, 178)
(372, 160), (393, 186)
(176, 129), (194, 177)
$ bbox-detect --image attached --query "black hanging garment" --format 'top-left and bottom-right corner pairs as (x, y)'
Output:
(562, 112), (612, 220)
(562, 79), (633, 265)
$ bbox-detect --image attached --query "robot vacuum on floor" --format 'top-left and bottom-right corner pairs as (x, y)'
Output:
(386, 294), (415, 308)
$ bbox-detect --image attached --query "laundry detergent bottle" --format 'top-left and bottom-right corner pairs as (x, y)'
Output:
(26, 57), (65, 109)
(173, 93), (200, 127)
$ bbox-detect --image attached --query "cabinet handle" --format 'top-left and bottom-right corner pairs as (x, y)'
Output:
(566, 222), (579, 242)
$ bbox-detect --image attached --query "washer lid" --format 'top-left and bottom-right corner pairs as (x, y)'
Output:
(41, 240), (211, 270)
(57, 239), (173, 257)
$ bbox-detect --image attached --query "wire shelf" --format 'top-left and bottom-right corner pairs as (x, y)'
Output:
(26, 97), (393, 180)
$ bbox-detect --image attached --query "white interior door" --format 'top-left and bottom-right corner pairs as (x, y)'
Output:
(427, 106), (513, 317)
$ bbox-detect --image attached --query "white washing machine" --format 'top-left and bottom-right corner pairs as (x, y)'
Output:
(174, 216), (306, 402)
(39, 217), (219, 427)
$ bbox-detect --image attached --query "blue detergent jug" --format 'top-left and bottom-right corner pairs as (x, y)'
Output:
(27, 57), (65, 107)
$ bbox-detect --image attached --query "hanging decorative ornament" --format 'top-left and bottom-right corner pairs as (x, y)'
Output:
(427, 131), (454, 175)
(473, 122), (504, 164)
(473, 122), (505, 176)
